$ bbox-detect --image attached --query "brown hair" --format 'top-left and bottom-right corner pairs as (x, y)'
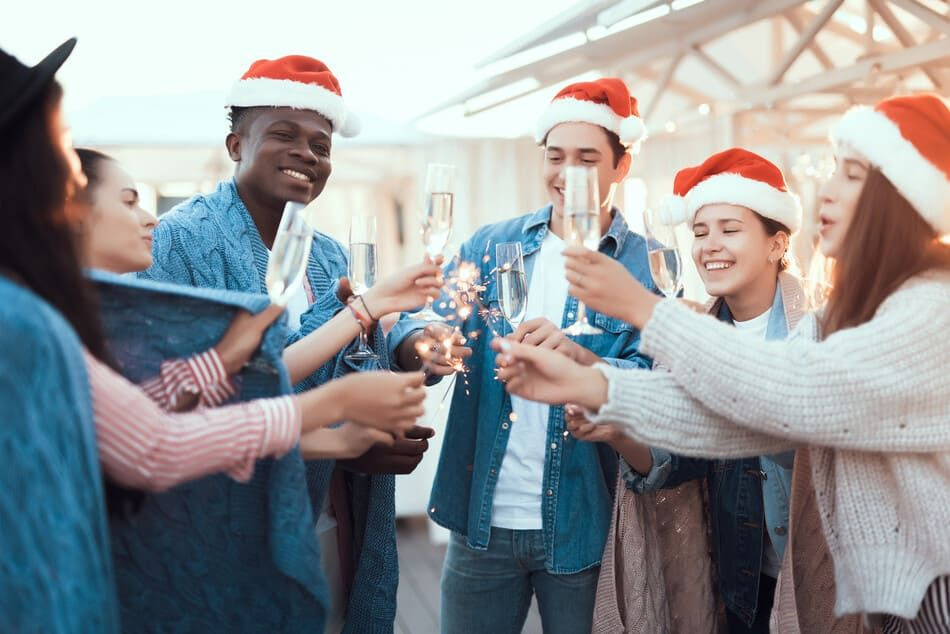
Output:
(0, 82), (111, 361)
(822, 168), (950, 336)
(756, 214), (792, 272)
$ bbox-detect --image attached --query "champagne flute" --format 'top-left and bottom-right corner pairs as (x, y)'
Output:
(562, 166), (603, 335)
(408, 163), (456, 321)
(345, 216), (379, 362)
(266, 200), (318, 305)
(495, 242), (528, 332)
(643, 207), (683, 297)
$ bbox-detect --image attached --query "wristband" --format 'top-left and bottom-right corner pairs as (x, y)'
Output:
(356, 295), (378, 322)
(346, 303), (371, 331)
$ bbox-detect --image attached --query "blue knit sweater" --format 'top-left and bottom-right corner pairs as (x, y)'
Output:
(0, 275), (120, 633)
(139, 179), (399, 633)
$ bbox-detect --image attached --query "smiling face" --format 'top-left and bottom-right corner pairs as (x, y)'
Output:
(82, 159), (156, 273)
(691, 203), (788, 300)
(543, 122), (631, 225)
(227, 107), (333, 211)
(817, 146), (869, 259)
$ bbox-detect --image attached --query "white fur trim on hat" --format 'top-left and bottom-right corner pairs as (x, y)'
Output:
(685, 172), (803, 232)
(226, 77), (361, 137)
(657, 195), (689, 226)
(535, 97), (646, 146)
(832, 106), (950, 235)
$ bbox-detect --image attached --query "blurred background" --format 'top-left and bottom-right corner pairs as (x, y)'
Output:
(4, 2), (947, 627)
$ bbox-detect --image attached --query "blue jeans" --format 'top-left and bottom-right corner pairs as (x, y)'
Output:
(441, 528), (599, 634)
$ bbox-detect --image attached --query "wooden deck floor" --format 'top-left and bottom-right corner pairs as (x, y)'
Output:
(395, 519), (543, 634)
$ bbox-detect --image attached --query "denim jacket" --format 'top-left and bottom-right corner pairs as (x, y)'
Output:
(388, 205), (656, 574)
(623, 274), (803, 626)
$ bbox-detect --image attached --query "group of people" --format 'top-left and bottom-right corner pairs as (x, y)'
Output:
(0, 34), (947, 634)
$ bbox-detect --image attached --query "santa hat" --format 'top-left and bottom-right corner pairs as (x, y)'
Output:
(831, 93), (950, 235)
(535, 77), (646, 149)
(659, 148), (802, 233)
(225, 55), (360, 137)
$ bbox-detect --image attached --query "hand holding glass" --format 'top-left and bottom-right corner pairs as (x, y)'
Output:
(495, 242), (527, 331)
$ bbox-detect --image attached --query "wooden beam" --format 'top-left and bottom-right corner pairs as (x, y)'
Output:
(769, 0), (845, 86)
(741, 37), (950, 106)
(690, 44), (743, 87)
(888, 0), (950, 37)
(792, 5), (898, 51)
(783, 10), (835, 69)
(870, 0), (945, 89)
(633, 64), (714, 104)
(643, 52), (685, 122)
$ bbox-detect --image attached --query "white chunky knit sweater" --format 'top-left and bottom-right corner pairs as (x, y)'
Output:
(588, 270), (950, 620)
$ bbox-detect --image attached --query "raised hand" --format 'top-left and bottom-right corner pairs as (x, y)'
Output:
(492, 339), (607, 410)
(416, 322), (472, 376)
(299, 422), (395, 461)
(214, 304), (286, 375)
(510, 317), (600, 365)
(564, 404), (620, 444)
(340, 424), (436, 475)
(562, 245), (659, 328)
(329, 371), (428, 433)
(361, 257), (444, 317)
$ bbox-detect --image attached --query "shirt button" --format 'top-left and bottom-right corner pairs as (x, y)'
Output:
(546, 489), (553, 497)
(501, 422), (509, 430)
(550, 442), (557, 450)
(562, 430), (570, 438)
(775, 526), (787, 536)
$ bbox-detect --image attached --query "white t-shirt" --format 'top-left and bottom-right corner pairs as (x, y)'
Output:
(734, 306), (783, 578)
(492, 232), (569, 529)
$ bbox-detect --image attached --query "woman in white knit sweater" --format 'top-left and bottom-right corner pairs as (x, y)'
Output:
(494, 93), (950, 632)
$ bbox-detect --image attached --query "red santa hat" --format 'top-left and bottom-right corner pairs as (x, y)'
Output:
(659, 148), (802, 233)
(831, 93), (950, 235)
(225, 55), (360, 137)
(535, 77), (646, 149)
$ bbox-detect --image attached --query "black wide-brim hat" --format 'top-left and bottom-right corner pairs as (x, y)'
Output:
(0, 38), (76, 135)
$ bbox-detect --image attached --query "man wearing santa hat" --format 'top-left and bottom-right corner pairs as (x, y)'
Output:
(388, 77), (658, 633)
(140, 55), (424, 633)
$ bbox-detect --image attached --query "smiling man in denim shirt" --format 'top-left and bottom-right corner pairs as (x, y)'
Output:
(389, 78), (657, 633)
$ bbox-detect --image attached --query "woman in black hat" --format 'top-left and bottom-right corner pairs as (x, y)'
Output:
(0, 39), (429, 633)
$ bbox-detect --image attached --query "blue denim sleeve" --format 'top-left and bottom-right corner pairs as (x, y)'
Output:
(621, 449), (710, 493)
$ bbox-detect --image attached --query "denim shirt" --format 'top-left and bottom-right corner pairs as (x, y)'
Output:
(388, 205), (656, 574)
(623, 283), (794, 626)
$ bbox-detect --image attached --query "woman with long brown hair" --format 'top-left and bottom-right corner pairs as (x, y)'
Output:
(494, 93), (950, 632)
(0, 39), (430, 631)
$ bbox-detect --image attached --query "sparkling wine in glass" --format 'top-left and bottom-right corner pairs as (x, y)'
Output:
(346, 216), (379, 362)
(409, 163), (456, 321)
(495, 242), (528, 331)
(643, 207), (684, 297)
(266, 200), (316, 305)
(562, 166), (603, 336)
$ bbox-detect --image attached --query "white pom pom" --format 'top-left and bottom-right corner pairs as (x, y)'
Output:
(620, 116), (647, 145)
(340, 110), (361, 137)
(657, 195), (689, 226)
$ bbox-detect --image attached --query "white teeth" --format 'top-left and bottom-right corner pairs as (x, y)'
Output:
(282, 169), (310, 182)
(705, 262), (732, 271)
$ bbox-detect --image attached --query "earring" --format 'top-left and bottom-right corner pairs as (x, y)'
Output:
(768, 256), (775, 263)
